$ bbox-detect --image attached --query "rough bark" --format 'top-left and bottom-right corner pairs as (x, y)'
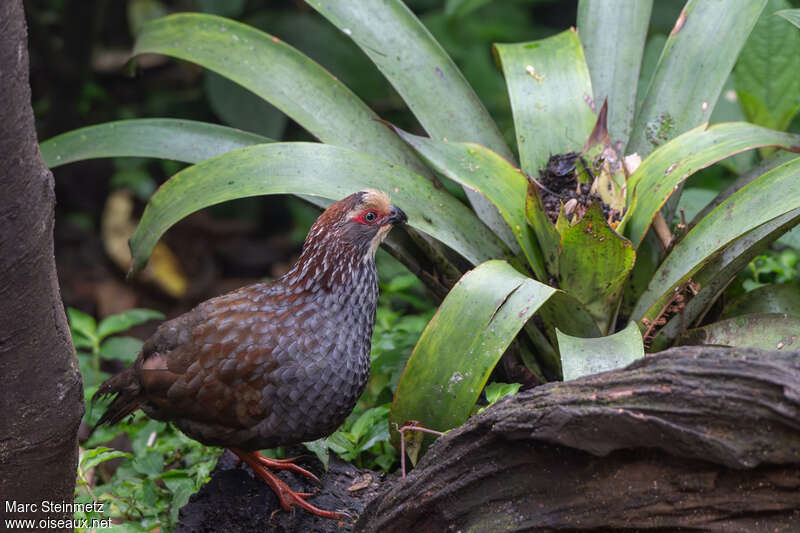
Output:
(0, 2), (84, 531)
(356, 346), (800, 532)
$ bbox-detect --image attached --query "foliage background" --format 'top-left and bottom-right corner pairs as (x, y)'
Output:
(27, 0), (800, 530)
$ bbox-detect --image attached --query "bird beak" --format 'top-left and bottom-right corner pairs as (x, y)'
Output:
(385, 205), (408, 226)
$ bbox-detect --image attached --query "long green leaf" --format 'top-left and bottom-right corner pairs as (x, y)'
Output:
(721, 283), (800, 319)
(307, 0), (517, 251)
(494, 29), (596, 177)
(577, 0), (652, 146)
(389, 260), (556, 450)
(621, 122), (800, 248)
(627, 0), (767, 158)
(678, 313), (800, 350)
(649, 208), (800, 351)
(129, 143), (508, 273)
(393, 128), (545, 279)
(40, 119), (270, 168)
(558, 321), (644, 381)
(133, 13), (435, 182)
(633, 156), (800, 322)
(776, 8), (800, 28)
(558, 204), (635, 334)
(689, 150), (798, 227)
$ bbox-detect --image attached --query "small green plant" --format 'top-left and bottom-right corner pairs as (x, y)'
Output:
(68, 307), (220, 532)
(68, 307), (163, 392)
(326, 406), (396, 471)
(477, 382), (522, 415)
(743, 249), (800, 290)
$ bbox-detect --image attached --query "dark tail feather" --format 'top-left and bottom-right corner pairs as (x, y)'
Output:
(91, 368), (143, 432)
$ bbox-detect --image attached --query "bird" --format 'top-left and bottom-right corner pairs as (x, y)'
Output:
(93, 189), (408, 519)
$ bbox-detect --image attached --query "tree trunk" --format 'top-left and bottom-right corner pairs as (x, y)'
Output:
(0, 2), (84, 531)
(355, 346), (800, 532)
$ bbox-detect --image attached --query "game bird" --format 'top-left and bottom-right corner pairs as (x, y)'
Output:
(94, 189), (407, 518)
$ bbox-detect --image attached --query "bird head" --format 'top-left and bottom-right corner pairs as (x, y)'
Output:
(303, 189), (407, 264)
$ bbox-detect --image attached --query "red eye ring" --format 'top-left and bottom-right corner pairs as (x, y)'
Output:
(353, 209), (381, 225)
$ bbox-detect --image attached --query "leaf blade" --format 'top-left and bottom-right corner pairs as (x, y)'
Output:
(40, 119), (271, 168)
(389, 260), (556, 451)
(622, 122), (800, 248)
(558, 204), (635, 334)
(97, 309), (165, 339)
(393, 129), (545, 279)
(633, 155), (800, 323)
(129, 143), (509, 272)
(133, 13), (436, 182)
(307, 0), (516, 250)
(627, 0), (767, 158)
(649, 208), (800, 351)
(678, 313), (800, 350)
(494, 29), (596, 177)
(558, 321), (644, 381)
(577, 0), (653, 147)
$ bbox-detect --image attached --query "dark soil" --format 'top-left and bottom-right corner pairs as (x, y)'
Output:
(176, 450), (383, 533)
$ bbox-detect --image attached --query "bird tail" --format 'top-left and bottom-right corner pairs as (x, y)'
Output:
(91, 367), (143, 430)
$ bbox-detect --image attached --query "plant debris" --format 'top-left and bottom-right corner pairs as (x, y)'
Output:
(535, 152), (620, 225)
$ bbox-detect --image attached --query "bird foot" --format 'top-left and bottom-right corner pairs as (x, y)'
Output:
(231, 448), (346, 520)
(253, 452), (322, 485)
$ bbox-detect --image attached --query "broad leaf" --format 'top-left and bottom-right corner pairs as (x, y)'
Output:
(389, 260), (556, 452)
(97, 309), (165, 339)
(133, 13), (436, 182)
(627, 0), (767, 158)
(636, 33), (667, 106)
(40, 119), (270, 168)
(494, 29), (596, 177)
(577, 0), (652, 146)
(129, 143), (509, 273)
(689, 150), (798, 227)
(558, 321), (644, 381)
(307, 0), (517, 250)
(633, 156), (800, 323)
(204, 72), (287, 139)
(679, 313), (800, 350)
(558, 204), (635, 334)
(650, 209), (800, 351)
(393, 129), (545, 279)
(39, 119), (445, 288)
(621, 122), (800, 248)
(734, 0), (800, 132)
(721, 283), (800, 319)
(67, 308), (97, 342)
(100, 336), (145, 364)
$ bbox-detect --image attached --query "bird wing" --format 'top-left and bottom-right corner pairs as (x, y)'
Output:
(137, 283), (319, 431)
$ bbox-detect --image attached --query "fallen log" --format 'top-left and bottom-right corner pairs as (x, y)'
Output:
(355, 346), (800, 532)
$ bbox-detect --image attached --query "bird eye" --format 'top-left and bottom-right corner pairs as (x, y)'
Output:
(364, 211), (378, 223)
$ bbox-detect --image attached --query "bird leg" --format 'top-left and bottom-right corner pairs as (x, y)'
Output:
(252, 452), (322, 485)
(230, 448), (345, 519)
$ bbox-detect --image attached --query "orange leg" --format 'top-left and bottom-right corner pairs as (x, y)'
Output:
(230, 448), (346, 519)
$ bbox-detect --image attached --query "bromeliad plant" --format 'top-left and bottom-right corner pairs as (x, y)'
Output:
(43, 0), (800, 463)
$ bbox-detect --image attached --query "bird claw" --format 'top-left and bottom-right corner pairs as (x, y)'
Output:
(231, 448), (342, 519)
